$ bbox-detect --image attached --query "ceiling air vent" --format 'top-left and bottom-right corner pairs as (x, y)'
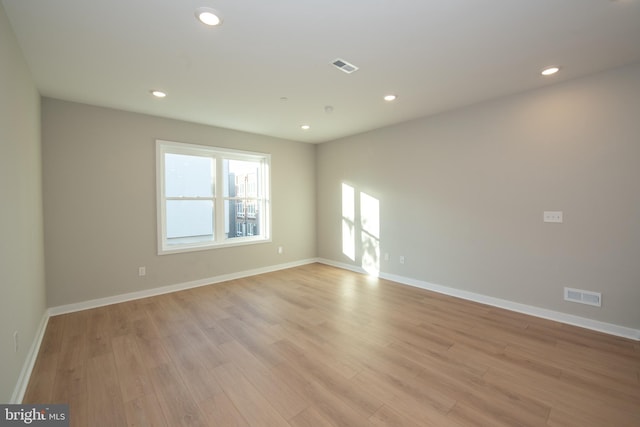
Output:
(332, 58), (359, 74)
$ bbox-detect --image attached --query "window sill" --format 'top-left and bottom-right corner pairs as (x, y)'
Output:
(158, 236), (271, 255)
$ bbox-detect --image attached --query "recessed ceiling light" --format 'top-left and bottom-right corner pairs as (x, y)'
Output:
(541, 66), (560, 76)
(195, 7), (222, 26)
(151, 90), (167, 98)
(301, 125), (310, 130)
(384, 94), (397, 102)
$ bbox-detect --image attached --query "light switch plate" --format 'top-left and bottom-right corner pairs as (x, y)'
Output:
(543, 211), (563, 223)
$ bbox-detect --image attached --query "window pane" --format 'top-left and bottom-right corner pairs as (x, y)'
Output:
(165, 153), (213, 197)
(223, 159), (260, 198)
(225, 199), (261, 239)
(157, 140), (270, 253)
(166, 200), (214, 242)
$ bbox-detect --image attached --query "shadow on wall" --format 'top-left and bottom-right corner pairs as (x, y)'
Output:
(341, 182), (380, 276)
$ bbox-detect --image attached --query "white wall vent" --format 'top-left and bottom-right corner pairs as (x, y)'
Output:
(332, 58), (359, 74)
(564, 287), (601, 307)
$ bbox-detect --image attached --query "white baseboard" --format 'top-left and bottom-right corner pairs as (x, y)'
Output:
(49, 258), (318, 316)
(10, 311), (50, 403)
(13, 258), (318, 404)
(20, 255), (638, 404)
(317, 258), (640, 341)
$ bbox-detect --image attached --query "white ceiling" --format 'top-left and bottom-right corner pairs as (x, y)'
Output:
(3, 0), (640, 143)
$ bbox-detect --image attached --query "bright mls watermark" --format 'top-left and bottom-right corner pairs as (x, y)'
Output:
(0, 405), (68, 426)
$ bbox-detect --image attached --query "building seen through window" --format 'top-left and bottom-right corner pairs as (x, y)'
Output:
(225, 161), (261, 238)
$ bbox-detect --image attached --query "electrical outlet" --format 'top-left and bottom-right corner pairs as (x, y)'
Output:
(399, 255), (405, 264)
(138, 266), (146, 276)
(13, 331), (19, 353)
(277, 246), (284, 255)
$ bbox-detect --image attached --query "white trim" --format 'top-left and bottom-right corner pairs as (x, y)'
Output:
(19, 256), (638, 404)
(14, 259), (316, 402)
(156, 139), (272, 255)
(49, 258), (317, 316)
(317, 258), (640, 341)
(10, 311), (50, 403)
(319, 258), (368, 275)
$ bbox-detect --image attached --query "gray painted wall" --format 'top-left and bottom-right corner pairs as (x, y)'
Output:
(42, 99), (316, 307)
(3, 0), (639, 399)
(317, 63), (640, 329)
(0, 5), (47, 402)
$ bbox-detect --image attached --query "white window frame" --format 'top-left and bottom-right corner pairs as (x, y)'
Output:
(156, 139), (271, 255)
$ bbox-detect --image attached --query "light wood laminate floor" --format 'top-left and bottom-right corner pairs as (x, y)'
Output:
(24, 263), (640, 426)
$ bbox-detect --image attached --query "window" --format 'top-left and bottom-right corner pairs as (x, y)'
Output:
(157, 140), (270, 254)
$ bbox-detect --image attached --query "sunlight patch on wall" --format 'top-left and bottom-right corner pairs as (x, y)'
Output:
(360, 191), (380, 276)
(342, 183), (355, 261)
(341, 182), (381, 275)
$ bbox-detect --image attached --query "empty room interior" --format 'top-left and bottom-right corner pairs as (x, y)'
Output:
(1, 0), (639, 426)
